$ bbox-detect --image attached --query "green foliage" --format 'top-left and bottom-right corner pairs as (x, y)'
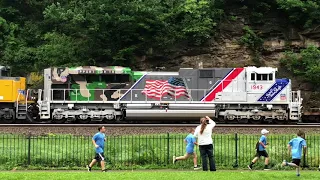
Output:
(280, 45), (320, 85)
(230, 0), (320, 28)
(1, 0), (320, 76)
(277, 0), (320, 28)
(0, 0), (224, 74)
(227, 0), (272, 24)
(239, 26), (263, 51)
(35, 32), (86, 69)
(229, 16), (237, 21)
(239, 26), (264, 65)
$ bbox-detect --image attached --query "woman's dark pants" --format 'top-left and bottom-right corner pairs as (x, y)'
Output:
(199, 144), (216, 171)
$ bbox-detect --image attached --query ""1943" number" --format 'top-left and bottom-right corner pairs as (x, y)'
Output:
(251, 85), (263, 90)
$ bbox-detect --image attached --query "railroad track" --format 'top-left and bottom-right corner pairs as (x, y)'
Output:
(1, 124), (320, 127)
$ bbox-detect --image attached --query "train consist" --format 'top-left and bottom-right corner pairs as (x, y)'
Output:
(0, 65), (306, 124)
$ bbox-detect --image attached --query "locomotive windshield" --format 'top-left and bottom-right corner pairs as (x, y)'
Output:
(101, 74), (130, 83)
(0, 66), (11, 77)
(84, 74), (130, 83)
(251, 73), (273, 81)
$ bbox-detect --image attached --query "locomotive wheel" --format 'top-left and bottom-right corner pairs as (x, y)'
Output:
(103, 117), (117, 124)
(53, 118), (67, 124)
(75, 115), (91, 124)
(226, 120), (238, 124)
(26, 113), (41, 124)
(273, 119), (285, 124)
(77, 118), (91, 124)
(238, 118), (248, 124)
(249, 119), (261, 124)
(26, 104), (41, 123)
(263, 118), (273, 124)
(1, 117), (16, 124)
(308, 115), (320, 123)
(217, 116), (225, 123)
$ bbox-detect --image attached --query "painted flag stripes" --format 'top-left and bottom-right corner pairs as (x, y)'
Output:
(142, 77), (190, 100)
(201, 68), (244, 102)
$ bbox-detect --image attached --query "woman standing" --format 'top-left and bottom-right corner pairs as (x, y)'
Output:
(194, 116), (216, 171)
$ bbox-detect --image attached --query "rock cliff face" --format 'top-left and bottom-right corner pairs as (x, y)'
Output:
(133, 4), (320, 109)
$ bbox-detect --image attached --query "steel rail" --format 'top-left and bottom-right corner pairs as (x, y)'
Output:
(0, 124), (320, 127)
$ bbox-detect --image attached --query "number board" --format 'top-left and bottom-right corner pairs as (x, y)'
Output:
(251, 85), (263, 90)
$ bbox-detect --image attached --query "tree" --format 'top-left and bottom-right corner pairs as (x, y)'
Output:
(277, 0), (320, 28)
(281, 45), (320, 85)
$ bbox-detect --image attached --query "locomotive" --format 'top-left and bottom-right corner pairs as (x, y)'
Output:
(0, 65), (303, 124)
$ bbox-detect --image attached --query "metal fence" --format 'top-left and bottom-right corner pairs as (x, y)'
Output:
(0, 133), (319, 169)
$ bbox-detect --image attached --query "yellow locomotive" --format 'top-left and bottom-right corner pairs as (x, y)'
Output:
(0, 66), (36, 123)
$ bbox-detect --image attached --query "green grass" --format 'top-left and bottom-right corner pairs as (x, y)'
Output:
(0, 133), (319, 170)
(0, 171), (319, 180)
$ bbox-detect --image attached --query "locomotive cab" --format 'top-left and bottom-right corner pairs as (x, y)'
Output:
(246, 66), (276, 93)
(0, 66), (11, 77)
(0, 66), (32, 123)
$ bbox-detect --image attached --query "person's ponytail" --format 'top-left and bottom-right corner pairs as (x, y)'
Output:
(200, 117), (207, 134)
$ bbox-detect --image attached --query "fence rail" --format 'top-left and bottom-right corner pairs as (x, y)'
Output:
(0, 133), (319, 169)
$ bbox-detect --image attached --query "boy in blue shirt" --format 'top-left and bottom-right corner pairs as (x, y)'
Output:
(173, 128), (201, 170)
(86, 126), (107, 172)
(248, 129), (270, 170)
(282, 130), (307, 176)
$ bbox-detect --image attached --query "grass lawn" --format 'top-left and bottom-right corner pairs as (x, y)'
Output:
(0, 170), (319, 180)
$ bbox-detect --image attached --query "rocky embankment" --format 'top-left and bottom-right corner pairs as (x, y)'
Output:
(134, 4), (320, 109)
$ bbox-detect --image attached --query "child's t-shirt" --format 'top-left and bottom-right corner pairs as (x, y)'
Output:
(185, 133), (196, 153)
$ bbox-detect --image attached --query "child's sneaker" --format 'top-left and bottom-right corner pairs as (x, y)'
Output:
(263, 165), (270, 170)
(86, 165), (91, 172)
(172, 156), (177, 164)
(297, 173), (300, 177)
(281, 160), (287, 167)
(247, 165), (252, 170)
(193, 166), (201, 170)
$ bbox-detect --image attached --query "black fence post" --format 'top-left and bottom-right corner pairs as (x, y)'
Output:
(167, 133), (170, 165)
(302, 151), (309, 169)
(27, 131), (31, 166)
(233, 133), (238, 168)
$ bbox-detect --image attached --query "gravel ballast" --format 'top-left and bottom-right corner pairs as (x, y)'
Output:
(0, 126), (319, 136)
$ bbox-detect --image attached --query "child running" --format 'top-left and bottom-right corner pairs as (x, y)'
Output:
(173, 128), (201, 170)
(248, 129), (270, 170)
(281, 130), (307, 177)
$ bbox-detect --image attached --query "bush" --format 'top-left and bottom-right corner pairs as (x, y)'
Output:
(239, 26), (264, 65)
(280, 45), (320, 85)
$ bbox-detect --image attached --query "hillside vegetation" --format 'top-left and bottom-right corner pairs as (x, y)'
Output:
(0, 0), (320, 87)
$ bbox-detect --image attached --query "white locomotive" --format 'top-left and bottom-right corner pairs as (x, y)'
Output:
(20, 66), (302, 124)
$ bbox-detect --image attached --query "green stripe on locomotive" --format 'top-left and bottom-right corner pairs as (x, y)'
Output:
(133, 71), (145, 81)
(70, 82), (107, 101)
(54, 66), (145, 101)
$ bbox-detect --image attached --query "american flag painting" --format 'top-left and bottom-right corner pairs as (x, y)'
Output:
(141, 77), (190, 100)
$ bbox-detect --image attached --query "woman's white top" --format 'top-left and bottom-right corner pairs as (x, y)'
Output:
(194, 119), (216, 145)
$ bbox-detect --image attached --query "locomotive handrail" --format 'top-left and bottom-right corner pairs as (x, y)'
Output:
(43, 88), (302, 105)
(15, 91), (21, 115)
(48, 88), (211, 103)
(25, 89), (29, 112)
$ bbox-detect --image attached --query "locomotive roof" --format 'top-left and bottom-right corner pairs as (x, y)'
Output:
(0, 66), (10, 71)
(49, 66), (132, 74)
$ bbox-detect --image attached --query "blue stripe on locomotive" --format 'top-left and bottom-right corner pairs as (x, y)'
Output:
(257, 78), (289, 102)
